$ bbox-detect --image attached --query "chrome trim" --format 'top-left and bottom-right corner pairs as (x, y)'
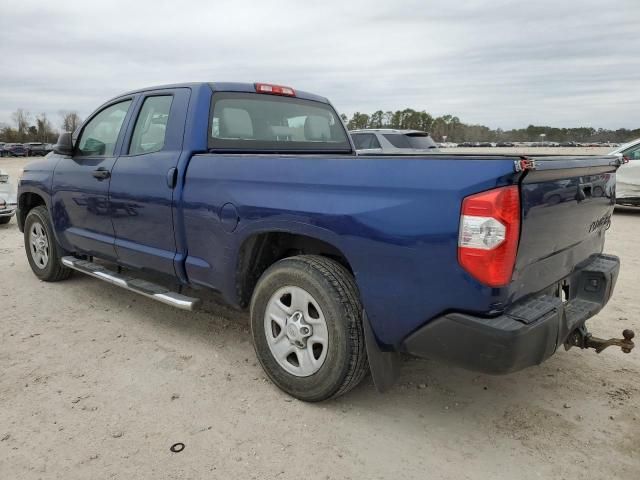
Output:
(61, 256), (199, 311)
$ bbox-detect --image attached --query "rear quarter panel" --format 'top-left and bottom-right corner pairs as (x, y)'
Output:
(181, 154), (518, 347)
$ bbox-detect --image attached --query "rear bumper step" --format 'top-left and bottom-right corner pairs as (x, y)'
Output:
(61, 256), (200, 311)
(402, 253), (620, 374)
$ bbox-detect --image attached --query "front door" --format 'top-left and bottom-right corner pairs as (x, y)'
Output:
(51, 99), (134, 259)
(108, 89), (189, 275)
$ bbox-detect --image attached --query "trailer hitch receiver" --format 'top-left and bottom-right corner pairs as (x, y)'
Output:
(565, 326), (635, 354)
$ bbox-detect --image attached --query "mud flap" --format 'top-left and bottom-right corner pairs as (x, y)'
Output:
(363, 310), (400, 392)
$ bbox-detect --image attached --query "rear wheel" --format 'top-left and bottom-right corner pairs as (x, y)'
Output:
(250, 255), (368, 402)
(0, 217), (11, 225)
(23, 206), (72, 282)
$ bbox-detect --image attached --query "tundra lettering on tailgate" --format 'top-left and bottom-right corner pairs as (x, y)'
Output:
(589, 213), (611, 233)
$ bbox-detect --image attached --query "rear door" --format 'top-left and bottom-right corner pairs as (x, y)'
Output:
(51, 98), (134, 259)
(108, 88), (190, 275)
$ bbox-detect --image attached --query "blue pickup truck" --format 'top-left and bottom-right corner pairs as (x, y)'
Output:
(16, 82), (634, 401)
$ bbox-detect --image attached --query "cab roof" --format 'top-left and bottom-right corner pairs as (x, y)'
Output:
(118, 82), (330, 104)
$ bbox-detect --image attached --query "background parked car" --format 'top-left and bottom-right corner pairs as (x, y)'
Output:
(1, 143), (27, 157)
(609, 138), (640, 205)
(0, 169), (17, 224)
(25, 142), (48, 156)
(350, 129), (438, 154)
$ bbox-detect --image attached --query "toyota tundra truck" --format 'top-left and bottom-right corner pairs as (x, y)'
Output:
(16, 82), (634, 401)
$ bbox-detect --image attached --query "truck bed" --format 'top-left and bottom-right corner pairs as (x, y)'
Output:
(181, 152), (619, 347)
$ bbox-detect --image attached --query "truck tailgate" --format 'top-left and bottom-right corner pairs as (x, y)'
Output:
(511, 155), (620, 300)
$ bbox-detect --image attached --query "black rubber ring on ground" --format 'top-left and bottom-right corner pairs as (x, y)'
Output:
(170, 442), (185, 453)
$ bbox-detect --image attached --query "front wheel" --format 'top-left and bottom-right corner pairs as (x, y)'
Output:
(250, 255), (368, 402)
(23, 206), (72, 281)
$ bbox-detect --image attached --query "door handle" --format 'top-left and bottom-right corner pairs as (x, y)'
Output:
(166, 167), (177, 189)
(92, 168), (111, 180)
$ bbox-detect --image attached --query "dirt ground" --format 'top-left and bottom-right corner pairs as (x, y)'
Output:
(1, 152), (638, 480)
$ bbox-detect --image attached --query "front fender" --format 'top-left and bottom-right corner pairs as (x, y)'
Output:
(16, 185), (51, 233)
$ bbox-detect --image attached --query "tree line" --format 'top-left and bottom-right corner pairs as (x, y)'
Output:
(341, 109), (640, 143)
(0, 109), (82, 144)
(2, 106), (638, 144)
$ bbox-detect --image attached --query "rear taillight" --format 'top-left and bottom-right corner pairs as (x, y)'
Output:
(458, 185), (520, 287)
(255, 83), (296, 96)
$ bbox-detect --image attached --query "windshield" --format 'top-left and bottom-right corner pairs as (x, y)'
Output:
(208, 92), (351, 153)
(623, 143), (640, 160)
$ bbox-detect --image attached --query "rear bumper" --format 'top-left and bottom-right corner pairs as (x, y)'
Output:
(616, 197), (640, 206)
(402, 254), (619, 374)
(0, 204), (17, 218)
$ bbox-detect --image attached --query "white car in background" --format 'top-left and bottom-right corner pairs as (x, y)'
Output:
(609, 138), (640, 206)
(0, 169), (17, 224)
(350, 129), (439, 154)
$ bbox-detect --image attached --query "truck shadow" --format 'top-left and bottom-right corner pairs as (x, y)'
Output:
(0, 219), (17, 229)
(60, 267), (639, 463)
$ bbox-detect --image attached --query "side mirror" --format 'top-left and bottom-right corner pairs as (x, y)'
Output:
(54, 132), (74, 156)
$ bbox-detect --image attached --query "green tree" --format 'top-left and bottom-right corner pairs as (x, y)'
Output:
(369, 110), (384, 128)
(347, 112), (370, 130)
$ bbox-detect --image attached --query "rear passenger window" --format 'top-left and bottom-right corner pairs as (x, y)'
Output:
(129, 96), (173, 155)
(351, 133), (381, 150)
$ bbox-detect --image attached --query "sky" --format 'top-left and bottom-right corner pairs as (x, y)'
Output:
(0, 0), (639, 131)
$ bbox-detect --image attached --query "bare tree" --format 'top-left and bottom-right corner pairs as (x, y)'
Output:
(59, 111), (82, 134)
(36, 113), (56, 143)
(12, 109), (31, 141)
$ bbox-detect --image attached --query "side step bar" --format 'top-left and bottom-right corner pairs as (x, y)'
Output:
(61, 256), (200, 311)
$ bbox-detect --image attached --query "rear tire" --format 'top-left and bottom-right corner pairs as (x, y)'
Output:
(23, 206), (72, 282)
(0, 217), (11, 225)
(250, 255), (368, 402)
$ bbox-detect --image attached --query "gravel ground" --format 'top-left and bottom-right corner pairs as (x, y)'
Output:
(0, 153), (638, 479)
